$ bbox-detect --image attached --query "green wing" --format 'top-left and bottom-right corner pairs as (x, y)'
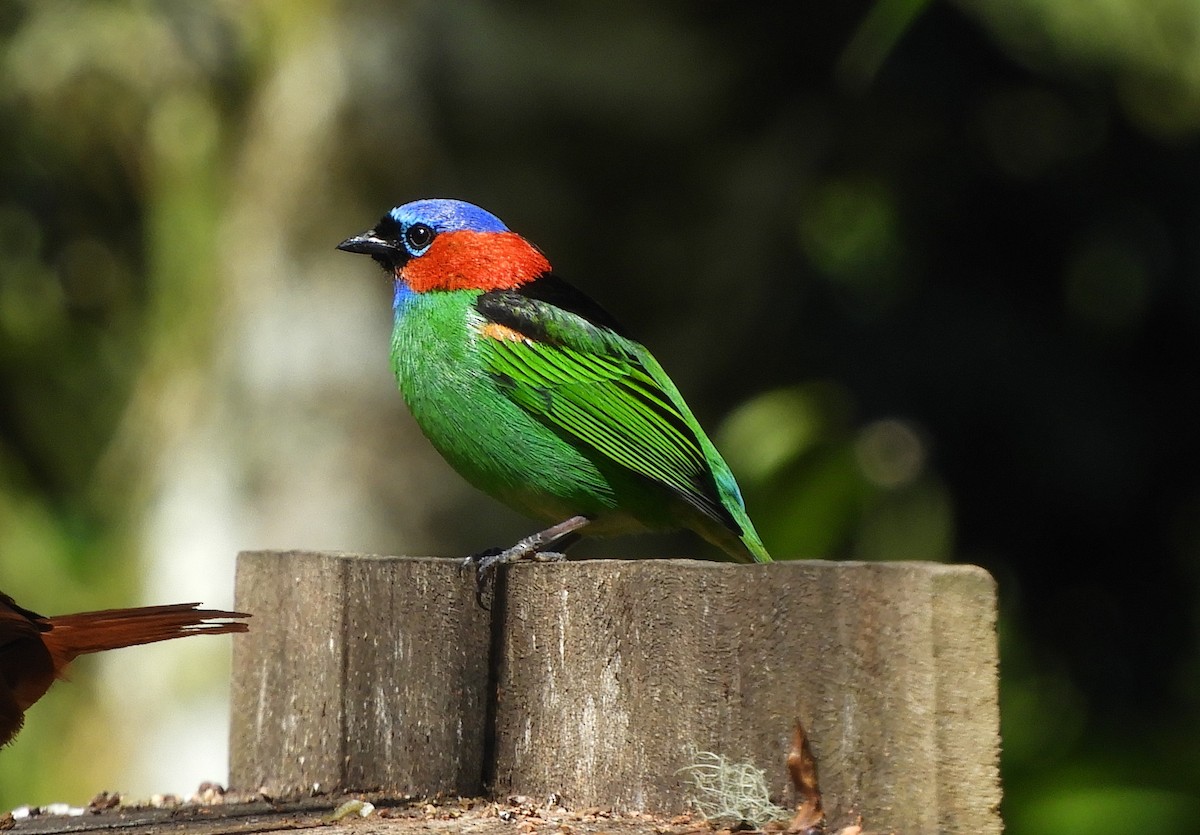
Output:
(473, 286), (742, 536)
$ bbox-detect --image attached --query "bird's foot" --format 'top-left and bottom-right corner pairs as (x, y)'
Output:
(461, 543), (556, 607)
(460, 547), (571, 608)
(461, 516), (591, 607)
(461, 542), (562, 581)
(459, 547), (503, 578)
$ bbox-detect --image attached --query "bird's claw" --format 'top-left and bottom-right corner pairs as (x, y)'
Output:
(460, 546), (567, 607)
(460, 547), (503, 577)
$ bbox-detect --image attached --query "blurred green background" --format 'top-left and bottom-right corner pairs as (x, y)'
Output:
(1, 0), (1199, 831)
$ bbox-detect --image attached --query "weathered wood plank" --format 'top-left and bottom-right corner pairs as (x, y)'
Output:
(7, 796), (342, 835)
(3, 795), (733, 835)
(228, 553), (1000, 834)
(489, 560), (1000, 834)
(228, 551), (492, 796)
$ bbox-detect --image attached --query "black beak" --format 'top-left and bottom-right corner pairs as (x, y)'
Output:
(337, 230), (402, 258)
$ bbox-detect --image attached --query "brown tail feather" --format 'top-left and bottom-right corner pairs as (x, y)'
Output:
(0, 595), (249, 746)
(41, 603), (250, 669)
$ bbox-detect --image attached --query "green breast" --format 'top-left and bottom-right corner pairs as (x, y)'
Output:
(390, 289), (656, 531)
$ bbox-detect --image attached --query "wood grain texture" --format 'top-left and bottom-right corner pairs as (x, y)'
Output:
(228, 553), (1000, 834)
(490, 559), (1000, 834)
(228, 551), (492, 796)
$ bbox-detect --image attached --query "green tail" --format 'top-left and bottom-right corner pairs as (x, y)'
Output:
(696, 491), (772, 564)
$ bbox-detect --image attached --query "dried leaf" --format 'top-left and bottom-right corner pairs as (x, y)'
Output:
(786, 718), (825, 833)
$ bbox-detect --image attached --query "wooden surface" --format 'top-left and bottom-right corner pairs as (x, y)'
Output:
(229, 552), (492, 797)
(6, 796), (344, 835)
(493, 559), (1000, 834)
(229, 553), (1001, 835)
(4, 795), (722, 835)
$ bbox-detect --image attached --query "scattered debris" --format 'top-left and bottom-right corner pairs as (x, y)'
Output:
(3, 778), (889, 833)
(85, 791), (121, 813)
(9, 803), (85, 819)
(191, 782), (227, 805)
(327, 798), (375, 822)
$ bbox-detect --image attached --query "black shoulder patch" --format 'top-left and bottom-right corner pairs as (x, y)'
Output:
(475, 292), (550, 341)
(514, 274), (630, 337)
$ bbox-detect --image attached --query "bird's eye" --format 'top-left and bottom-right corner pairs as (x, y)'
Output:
(405, 223), (434, 252)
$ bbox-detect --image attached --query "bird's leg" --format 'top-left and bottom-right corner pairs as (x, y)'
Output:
(462, 515), (591, 583)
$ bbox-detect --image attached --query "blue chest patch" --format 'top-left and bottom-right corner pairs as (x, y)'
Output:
(393, 280), (416, 316)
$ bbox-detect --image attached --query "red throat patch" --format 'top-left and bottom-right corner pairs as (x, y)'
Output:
(400, 230), (551, 293)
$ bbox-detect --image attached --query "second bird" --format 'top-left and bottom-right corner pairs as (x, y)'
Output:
(339, 199), (771, 574)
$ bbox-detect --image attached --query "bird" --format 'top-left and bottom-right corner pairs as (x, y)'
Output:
(0, 591), (249, 746)
(338, 198), (771, 578)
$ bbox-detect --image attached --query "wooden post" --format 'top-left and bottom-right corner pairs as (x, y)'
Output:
(490, 559), (1000, 834)
(228, 553), (1000, 834)
(228, 551), (492, 796)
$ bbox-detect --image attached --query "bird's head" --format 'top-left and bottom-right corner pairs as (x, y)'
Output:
(338, 199), (551, 293)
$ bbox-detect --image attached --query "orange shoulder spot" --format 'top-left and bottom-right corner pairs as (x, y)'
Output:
(478, 321), (531, 343)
